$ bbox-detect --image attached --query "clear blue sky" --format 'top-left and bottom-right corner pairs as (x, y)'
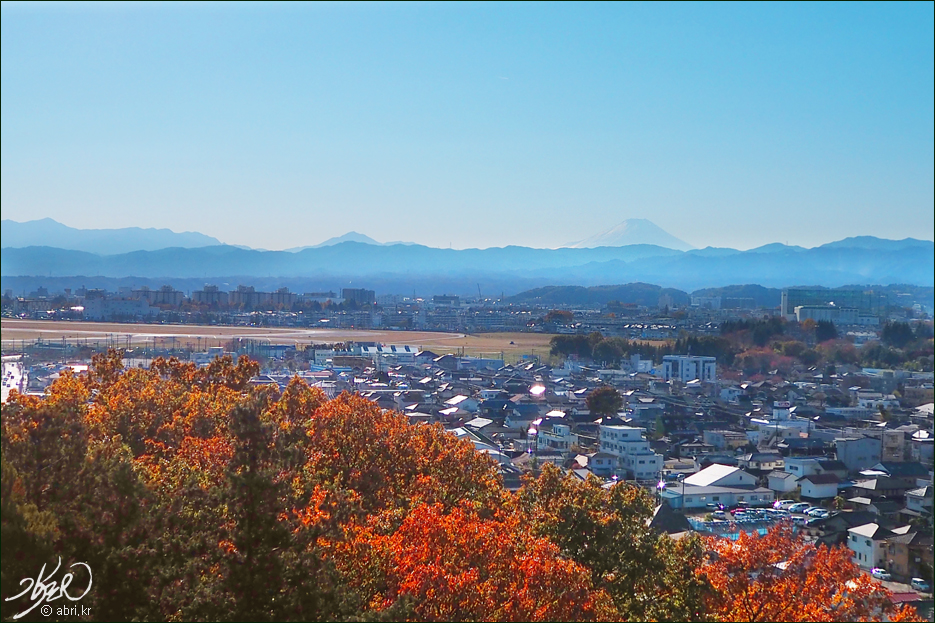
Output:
(2, 1), (933, 250)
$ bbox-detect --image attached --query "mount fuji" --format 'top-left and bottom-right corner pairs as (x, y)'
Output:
(566, 218), (694, 251)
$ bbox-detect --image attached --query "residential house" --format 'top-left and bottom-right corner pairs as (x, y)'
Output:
(904, 485), (933, 520)
(805, 510), (880, 545)
(662, 458), (700, 480)
(478, 398), (512, 419)
(588, 452), (617, 477)
(444, 395), (479, 413)
(848, 523), (894, 570)
(784, 456), (822, 479)
(882, 531), (933, 581)
(869, 462), (931, 488)
(851, 476), (915, 501)
(504, 403), (542, 431)
(799, 474), (840, 501)
(703, 429), (750, 450)
(646, 502), (693, 537)
(537, 423), (578, 453)
(767, 470), (799, 495)
(817, 459), (849, 480)
(738, 452), (784, 473)
(910, 430), (933, 464)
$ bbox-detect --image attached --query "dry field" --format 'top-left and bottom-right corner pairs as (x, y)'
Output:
(1, 319), (556, 360)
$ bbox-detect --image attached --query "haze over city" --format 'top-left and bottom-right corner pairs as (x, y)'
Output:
(2, 1), (933, 250)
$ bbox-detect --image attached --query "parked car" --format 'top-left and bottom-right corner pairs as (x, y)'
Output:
(775, 499), (797, 509)
(871, 568), (892, 581)
(910, 578), (931, 592)
(807, 508), (829, 518)
(789, 503), (811, 513)
(712, 510), (727, 519)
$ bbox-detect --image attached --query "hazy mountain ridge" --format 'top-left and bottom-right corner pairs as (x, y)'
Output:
(2, 237), (932, 294)
(286, 231), (383, 252)
(1, 218), (221, 254)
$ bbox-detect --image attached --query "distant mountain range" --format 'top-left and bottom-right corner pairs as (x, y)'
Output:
(565, 218), (694, 251)
(285, 231), (417, 252)
(2, 236), (932, 295)
(1, 218), (221, 254)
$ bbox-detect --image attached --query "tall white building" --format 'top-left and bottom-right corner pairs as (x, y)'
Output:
(598, 425), (662, 481)
(662, 355), (716, 383)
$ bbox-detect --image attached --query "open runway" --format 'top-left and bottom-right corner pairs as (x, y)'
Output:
(1, 319), (556, 358)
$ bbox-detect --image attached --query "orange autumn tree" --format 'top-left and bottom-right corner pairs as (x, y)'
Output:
(343, 503), (615, 622)
(302, 392), (505, 515)
(699, 525), (922, 622)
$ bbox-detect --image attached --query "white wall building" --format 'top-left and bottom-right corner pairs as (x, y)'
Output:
(660, 484), (774, 510)
(847, 523), (891, 570)
(662, 355), (716, 383)
(799, 474), (839, 500)
(599, 425), (663, 481)
(784, 457), (822, 479)
(82, 297), (158, 321)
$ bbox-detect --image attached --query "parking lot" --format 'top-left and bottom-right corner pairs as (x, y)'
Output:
(686, 502), (840, 539)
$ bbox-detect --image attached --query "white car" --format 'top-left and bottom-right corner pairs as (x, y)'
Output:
(910, 578), (931, 592)
(871, 568), (892, 581)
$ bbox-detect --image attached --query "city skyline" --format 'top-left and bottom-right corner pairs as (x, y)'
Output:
(2, 2), (933, 251)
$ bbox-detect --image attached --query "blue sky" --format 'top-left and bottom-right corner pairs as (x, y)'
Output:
(2, 1), (932, 250)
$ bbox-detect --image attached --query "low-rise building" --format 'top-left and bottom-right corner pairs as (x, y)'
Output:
(662, 355), (716, 383)
(599, 424), (663, 481)
(537, 423), (578, 452)
(660, 484), (773, 510)
(848, 523), (893, 570)
(684, 463), (758, 488)
(767, 470), (798, 494)
(835, 436), (882, 473)
(799, 473), (840, 501)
